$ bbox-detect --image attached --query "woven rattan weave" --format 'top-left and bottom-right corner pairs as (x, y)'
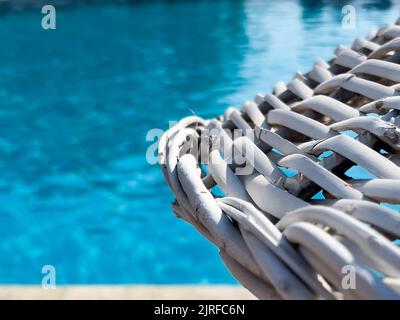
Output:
(158, 19), (400, 300)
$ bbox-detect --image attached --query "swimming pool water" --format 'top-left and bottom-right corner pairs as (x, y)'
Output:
(0, 0), (398, 284)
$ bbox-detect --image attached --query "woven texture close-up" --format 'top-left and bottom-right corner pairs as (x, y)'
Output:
(158, 18), (400, 300)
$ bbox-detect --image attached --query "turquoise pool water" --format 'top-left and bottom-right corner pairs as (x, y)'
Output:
(0, 1), (399, 284)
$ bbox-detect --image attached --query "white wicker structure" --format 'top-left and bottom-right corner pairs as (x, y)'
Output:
(158, 19), (400, 300)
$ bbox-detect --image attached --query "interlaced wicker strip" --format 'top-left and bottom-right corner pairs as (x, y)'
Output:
(158, 19), (400, 300)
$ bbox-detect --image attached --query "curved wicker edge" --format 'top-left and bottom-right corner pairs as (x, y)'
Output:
(159, 20), (400, 300)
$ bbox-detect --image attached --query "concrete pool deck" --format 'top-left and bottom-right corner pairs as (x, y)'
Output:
(0, 285), (255, 300)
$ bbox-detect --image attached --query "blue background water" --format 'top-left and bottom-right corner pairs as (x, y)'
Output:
(0, 0), (399, 284)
